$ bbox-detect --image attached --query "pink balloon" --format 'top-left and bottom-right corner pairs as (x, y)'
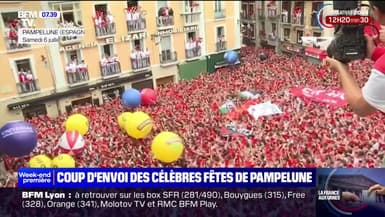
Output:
(141, 88), (157, 106)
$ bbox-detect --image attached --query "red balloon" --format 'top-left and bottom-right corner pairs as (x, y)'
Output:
(141, 88), (157, 106)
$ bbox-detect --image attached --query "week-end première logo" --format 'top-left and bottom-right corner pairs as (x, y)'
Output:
(316, 3), (366, 30)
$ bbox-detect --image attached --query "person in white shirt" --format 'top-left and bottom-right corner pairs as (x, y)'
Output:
(282, 9), (288, 23)
(131, 50), (137, 69)
(68, 59), (78, 83)
(107, 12), (114, 34)
(101, 55), (108, 76)
(77, 60), (87, 80)
(138, 49), (145, 68)
(133, 10), (140, 30)
(125, 9), (133, 31)
(144, 48), (150, 66)
(112, 54), (120, 72)
(25, 70), (35, 91)
(94, 16), (100, 36)
(186, 39), (192, 58)
(18, 70), (27, 92)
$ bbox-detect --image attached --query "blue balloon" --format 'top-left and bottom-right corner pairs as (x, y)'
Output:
(122, 88), (141, 108)
(224, 50), (239, 64)
(0, 121), (38, 157)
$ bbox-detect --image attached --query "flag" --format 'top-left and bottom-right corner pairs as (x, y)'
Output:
(247, 101), (283, 120)
(219, 100), (236, 114)
(238, 91), (260, 99)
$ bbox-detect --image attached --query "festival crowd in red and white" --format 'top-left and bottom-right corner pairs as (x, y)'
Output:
(3, 46), (385, 179)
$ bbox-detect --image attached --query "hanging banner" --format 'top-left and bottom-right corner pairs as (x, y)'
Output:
(290, 86), (347, 107)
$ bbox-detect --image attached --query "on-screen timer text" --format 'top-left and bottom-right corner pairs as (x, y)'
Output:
(18, 11), (60, 28)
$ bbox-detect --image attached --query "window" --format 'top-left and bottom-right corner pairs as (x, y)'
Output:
(216, 26), (225, 39)
(157, 0), (167, 10)
(214, 0), (222, 12)
(187, 32), (196, 41)
(101, 44), (114, 58)
(66, 50), (82, 64)
(127, 0), (138, 8)
(297, 30), (303, 44)
(50, 2), (82, 26)
(313, 32), (321, 37)
(1, 12), (18, 30)
(261, 21), (265, 31)
(284, 28), (290, 39)
(95, 4), (107, 14)
(272, 23), (277, 33)
(311, 2), (323, 26)
(132, 39), (144, 51)
(15, 59), (33, 73)
(160, 35), (172, 52)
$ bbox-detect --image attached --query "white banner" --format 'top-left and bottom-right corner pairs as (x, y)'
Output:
(247, 101), (283, 120)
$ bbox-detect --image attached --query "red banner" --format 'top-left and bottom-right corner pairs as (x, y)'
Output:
(290, 87), (347, 107)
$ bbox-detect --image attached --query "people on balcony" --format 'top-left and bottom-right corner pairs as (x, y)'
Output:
(157, 6), (174, 26)
(293, 7), (303, 25)
(17, 69), (36, 93)
(101, 54), (120, 76)
(186, 37), (202, 58)
(65, 58), (88, 84)
(5, 18), (29, 50)
(125, 6), (145, 31)
(267, 1), (277, 16)
(217, 35), (226, 50)
(131, 46), (150, 69)
(93, 10), (115, 36)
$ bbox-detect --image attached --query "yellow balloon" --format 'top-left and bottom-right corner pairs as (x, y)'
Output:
(65, 114), (89, 135)
(151, 132), (184, 163)
(29, 154), (52, 168)
(118, 112), (132, 130)
(125, 111), (153, 139)
(52, 154), (76, 168)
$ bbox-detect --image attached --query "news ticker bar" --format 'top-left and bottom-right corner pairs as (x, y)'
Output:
(18, 168), (316, 188)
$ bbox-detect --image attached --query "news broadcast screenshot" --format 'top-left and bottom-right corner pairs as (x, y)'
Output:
(0, 0), (384, 216)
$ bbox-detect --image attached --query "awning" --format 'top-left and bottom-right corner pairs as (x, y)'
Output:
(305, 47), (327, 59)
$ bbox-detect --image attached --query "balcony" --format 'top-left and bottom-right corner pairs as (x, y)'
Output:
(100, 61), (121, 78)
(267, 8), (279, 19)
(131, 56), (151, 72)
(258, 9), (265, 19)
(59, 35), (82, 45)
(214, 9), (226, 19)
(216, 40), (227, 52)
(127, 18), (146, 33)
(281, 14), (291, 24)
(183, 13), (200, 26)
(5, 32), (31, 52)
(156, 16), (174, 28)
(185, 47), (201, 60)
(95, 22), (116, 38)
(160, 50), (178, 67)
(66, 68), (89, 86)
(17, 79), (40, 95)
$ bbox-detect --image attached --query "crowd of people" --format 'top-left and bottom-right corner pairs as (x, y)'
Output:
(93, 10), (115, 36)
(2, 46), (385, 184)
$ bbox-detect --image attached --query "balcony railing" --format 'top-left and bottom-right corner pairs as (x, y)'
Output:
(216, 40), (227, 52)
(59, 35), (82, 45)
(127, 18), (146, 32)
(240, 12), (256, 21)
(156, 16), (174, 28)
(214, 9), (226, 19)
(100, 61), (121, 77)
(160, 50), (178, 64)
(95, 22), (116, 37)
(183, 14), (200, 25)
(182, 6), (201, 14)
(131, 56), (151, 71)
(185, 47), (201, 59)
(17, 79), (39, 94)
(5, 32), (31, 51)
(66, 68), (89, 85)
